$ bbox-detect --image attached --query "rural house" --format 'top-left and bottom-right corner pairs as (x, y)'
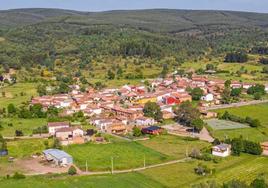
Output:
(48, 122), (70, 135)
(142, 126), (163, 135)
(212, 144), (231, 157)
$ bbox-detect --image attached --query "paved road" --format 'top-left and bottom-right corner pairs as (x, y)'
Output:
(204, 99), (268, 111)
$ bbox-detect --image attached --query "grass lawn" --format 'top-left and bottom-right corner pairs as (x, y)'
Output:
(64, 140), (170, 171)
(140, 154), (268, 187)
(5, 139), (49, 158)
(0, 139), (51, 175)
(138, 135), (210, 158)
(215, 103), (268, 127)
(201, 155), (268, 185)
(0, 151), (267, 187)
(0, 172), (163, 188)
(211, 127), (268, 142)
(0, 83), (38, 108)
(211, 103), (268, 142)
(0, 118), (47, 137)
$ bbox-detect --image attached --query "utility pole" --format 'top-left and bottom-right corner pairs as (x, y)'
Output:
(143, 155), (146, 169)
(111, 156), (114, 174)
(86, 160), (88, 173)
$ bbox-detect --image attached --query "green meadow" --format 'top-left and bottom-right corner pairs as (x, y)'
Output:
(0, 154), (267, 188)
(0, 118), (47, 137)
(0, 83), (38, 108)
(211, 103), (268, 142)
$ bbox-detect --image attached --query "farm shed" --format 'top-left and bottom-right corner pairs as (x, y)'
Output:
(43, 149), (73, 166)
(142, 126), (163, 135)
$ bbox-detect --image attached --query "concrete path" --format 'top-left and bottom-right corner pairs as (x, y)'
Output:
(199, 127), (214, 143)
(25, 158), (191, 176)
(80, 157), (190, 176)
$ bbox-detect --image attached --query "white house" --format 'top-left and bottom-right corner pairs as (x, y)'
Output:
(201, 93), (214, 102)
(265, 85), (268, 93)
(60, 99), (73, 108)
(48, 122), (70, 135)
(212, 144), (231, 157)
(135, 117), (155, 126)
(55, 127), (84, 140)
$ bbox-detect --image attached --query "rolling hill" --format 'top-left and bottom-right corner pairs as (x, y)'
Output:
(1, 8), (268, 32)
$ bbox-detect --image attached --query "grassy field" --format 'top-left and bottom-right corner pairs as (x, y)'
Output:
(0, 118), (47, 137)
(64, 140), (170, 171)
(0, 139), (50, 175)
(211, 103), (268, 142)
(0, 154), (267, 188)
(212, 128), (268, 142)
(181, 57), (267, 84)
(138, 135), (210, 158)
(0, 172), (163, 188)
(0, 83), (38, 108)
(215, 103), (268, 127)
(64, 135), (210, 171)
(140, 154), (268, 187)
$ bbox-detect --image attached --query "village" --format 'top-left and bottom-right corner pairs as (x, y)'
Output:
(22, 73), (268, 169)
(31, 73), (267, 138)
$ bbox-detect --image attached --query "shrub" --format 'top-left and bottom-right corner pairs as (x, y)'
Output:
(68, 166), (77, 175)
(132, 126), (142, 137)
(12, 172), (26, 179)
(15, 130), (23, 137)
(194, 163), (211, 176)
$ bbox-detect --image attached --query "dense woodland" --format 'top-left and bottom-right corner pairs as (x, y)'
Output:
(1, 9), (268, 81)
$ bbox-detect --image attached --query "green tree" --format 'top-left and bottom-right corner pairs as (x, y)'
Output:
(190, 88), (204, 101)
(231, 138), (243, 156)
(223, 179), (249, 188)
(174, 101), (200, 126)
(231, 88), (242, 97)
(7, 103), (16, 114)
(37, 84), (47, 96)
(132, 126), (142, 137)
(68, 166), (77, 175)
(52, 138), (62, 149)
(247, 84), (265, 96)
(206, 64), (215, 70)
(221, 87), (232, 104)
(191, 118), (205, 132)
(251, 178), (268, 188)
(58, 82), (70, 94)
(107, 70), (115, 80)
(0, 134), (7, 150)
(143, 102), (163, 122)
(160, 64), (168, 78)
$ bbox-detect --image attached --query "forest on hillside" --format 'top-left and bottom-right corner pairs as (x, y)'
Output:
(0, 9), (268, 79)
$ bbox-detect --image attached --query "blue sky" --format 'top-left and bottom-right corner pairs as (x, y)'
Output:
(0, 0), (268, 13)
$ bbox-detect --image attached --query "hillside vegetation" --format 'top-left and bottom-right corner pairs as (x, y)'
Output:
(1, 9), (268, 83)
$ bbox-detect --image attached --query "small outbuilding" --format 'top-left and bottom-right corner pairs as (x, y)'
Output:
(43, 149), (73, 166)
(142, 126), (163, 135)
(0, 149), (8, 157)
(261, 142), (268, 156)
(212, 144), (231, 157)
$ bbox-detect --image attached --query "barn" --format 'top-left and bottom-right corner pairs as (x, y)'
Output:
(43, 149), (73, 166)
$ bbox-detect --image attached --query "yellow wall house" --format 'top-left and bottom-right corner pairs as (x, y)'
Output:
(136, 96), (157, 104)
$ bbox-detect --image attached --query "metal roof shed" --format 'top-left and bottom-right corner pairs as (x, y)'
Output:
(43, 149), (73, 166)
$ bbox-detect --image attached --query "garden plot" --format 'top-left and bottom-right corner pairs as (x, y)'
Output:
(205, 119), (249, 130)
